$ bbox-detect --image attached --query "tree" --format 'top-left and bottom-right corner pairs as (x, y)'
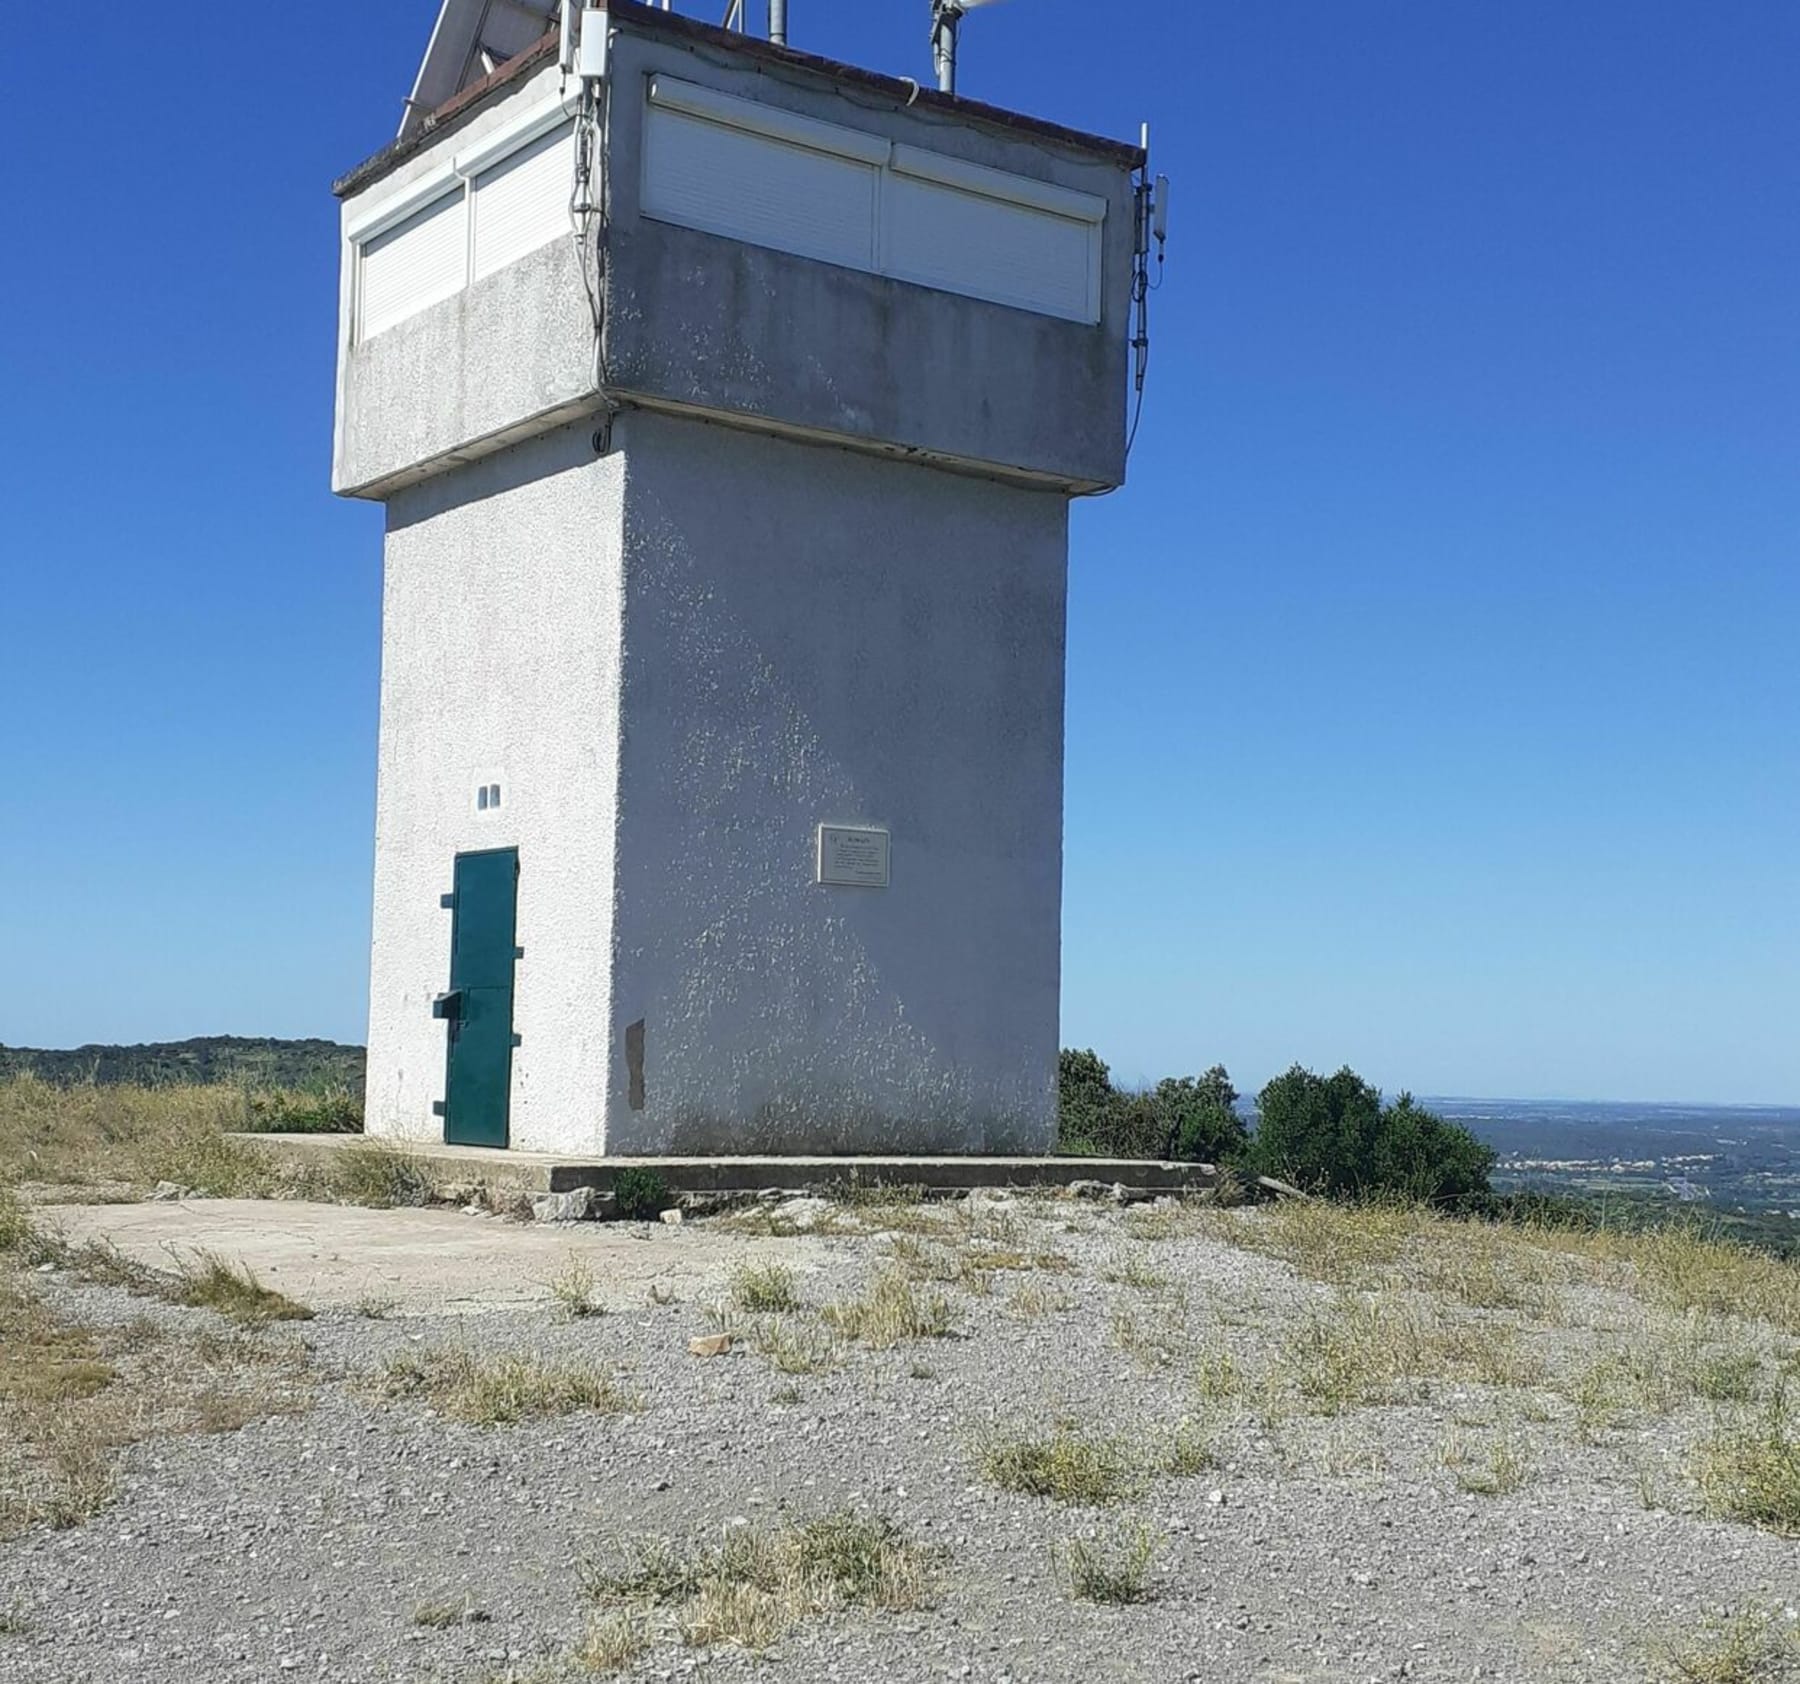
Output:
(1153, 1066), (1246, 1164)
(1059, 1049), (1245, 1162)
(1252, 1065), (1384, 1195)
(1251, 1065), (1493, 1202)
(1057, 1048), (1117, 1152)
(1369, 1092), (1495, 1204)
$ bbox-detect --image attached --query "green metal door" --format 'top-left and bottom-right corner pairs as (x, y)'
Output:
(438, 848), (518, 1148)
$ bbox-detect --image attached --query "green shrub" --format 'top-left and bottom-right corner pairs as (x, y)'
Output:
(1158, 1068), (1246, 1163)
(1056, 1049), (1118, 1153)
(1056, 1051), (1245, 1163)
(613, 1168), (670, 1222)
(1369, 1092), (1497, 1203)
(242, 1084), (362, 1134)
(331, 1142), (436, 1208)
(1250, 1066), (1492, 1203)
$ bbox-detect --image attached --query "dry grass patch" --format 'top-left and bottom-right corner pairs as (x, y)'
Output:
(1655, 1606), (1800, 1683)
(1054, 1521), (1160, 1604)
(1563, 1324), (1771, 1437)
(0, 1263), (309, 1537)
(963, 1244), (1072, 1274)
(1193, 1344), (1247, 1404)
(979, 1426), (1136, 1505)
(1277, 1292), (1543, 1415)
(575, 1610), (650, 1673)
(831, 1181), (936, 1220)
(1408, 1226), (1561, 1315)
(730, 1261), (800, 1314)
(1612, 1227), (1800, 1335)
(581, 1511), (936, 1654)
(170, 1251), (311, 1326)
(549, 1255), (604, 1320)
(1208, 1199), (1419, 1287)
(0, 1075), (453, 1210)
(1201, 1199), (1800, 1351)
(1692, 1403), (1800, 1536)
(1110, 1307), (1187, 1371)
(19, 1221), (310, 1330)
(715, 1204), (852, 1239)
(820, 1270), (954, 1347)
(1438, 1428), (1531, 1496)
(748, 1316), (839, 1375)
(329, 1141), (437, 1209)
(1122, 1200), (1214, 1243)
(412, 1597), (487, 1628)
(1100, 1251), (1169, 1291)
(1159, 1416), (1219, 1476)
(887, 1227), (1068, 1299)
(0, 1074), (289, 1198)
(1006, 1280), (1073, 1318)
(379, 1347), (639, 1426)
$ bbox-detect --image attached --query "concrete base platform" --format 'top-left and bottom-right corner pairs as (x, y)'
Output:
(231, 1133), (1216, 1199)
(35, 1198), (826, 1316)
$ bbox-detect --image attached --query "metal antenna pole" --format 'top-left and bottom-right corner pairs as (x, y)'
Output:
(931, 2), (962, 94)
(769, 0), (787, 44)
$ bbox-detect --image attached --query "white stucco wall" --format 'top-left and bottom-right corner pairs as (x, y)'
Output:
(333, 62), (596, 499)
(364, 408), (1068, 1156)
(345, 20), (1114, 1156)
(365, 420), (623, 1154)
(604, 410), (1068, 1154)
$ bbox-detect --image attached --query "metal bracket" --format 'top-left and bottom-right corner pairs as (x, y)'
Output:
(431, 1100), (446, 1117)
(439, 893), (455, 909)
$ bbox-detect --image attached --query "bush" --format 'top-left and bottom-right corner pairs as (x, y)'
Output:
(1250, 1066), (1493, 1203)
(1056, 1051), (1245, 1163)
(1369, 1093), (1497, 1204)
(612, 1168), (670, 1222)
(1156, 1069), (1246, 1164)
(1056, 1049), (1117, 1152)
(243, 1084), (363, 1134)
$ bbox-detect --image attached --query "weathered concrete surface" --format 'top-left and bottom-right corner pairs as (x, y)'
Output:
(366, 421), (623, 1156)
(231, 1132), (1219, 1198)
(332, 61), (596, 498)
(606, 410), (1068, 1156)
(333, 20), (1135, 499)
(33, 1199), (823, 1316)
(338, 8), (1136, 1159)
(600, 25), (1135, 491)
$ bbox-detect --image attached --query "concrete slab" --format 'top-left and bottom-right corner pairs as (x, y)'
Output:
(34, 1199), (824, 1317)
(229, 1131), (1218, 1199)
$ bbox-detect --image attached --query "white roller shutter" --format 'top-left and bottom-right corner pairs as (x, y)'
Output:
(881, 174), (1099, 324)
(639, 77), (1106, 325)
(358, 188), (468, 340)
(642, 105), (878, 273)
(471, 120), (575, 282)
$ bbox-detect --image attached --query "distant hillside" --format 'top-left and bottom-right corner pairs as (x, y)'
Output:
(0, 1037), (366, 1091)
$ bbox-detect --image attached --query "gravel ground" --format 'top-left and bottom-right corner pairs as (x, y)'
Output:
(1, 1192), (1794, 1684)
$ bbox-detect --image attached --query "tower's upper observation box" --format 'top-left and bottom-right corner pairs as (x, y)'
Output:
(332, 1), (1144, 499)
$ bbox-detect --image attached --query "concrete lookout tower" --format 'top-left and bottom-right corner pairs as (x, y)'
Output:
(333, 0), (1159, 1157)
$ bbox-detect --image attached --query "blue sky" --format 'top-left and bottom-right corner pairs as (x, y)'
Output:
(0, 2), (1793, 1104)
